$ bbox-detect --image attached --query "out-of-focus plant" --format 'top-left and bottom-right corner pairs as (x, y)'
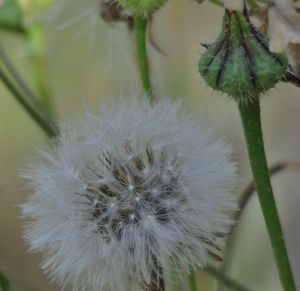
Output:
(0, 0), (54, 125)
(0, 0), (24, 33)
(0, 270), (9, 291)
(1, 0), (300, 290)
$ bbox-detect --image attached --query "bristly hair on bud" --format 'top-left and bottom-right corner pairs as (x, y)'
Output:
(21, 96), (237, 291)
(198, 4), (288, 103)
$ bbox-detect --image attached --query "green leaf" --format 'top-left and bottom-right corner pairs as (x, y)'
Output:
(0, 270), (10, 291)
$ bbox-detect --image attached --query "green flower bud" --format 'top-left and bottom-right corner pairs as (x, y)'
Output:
(116, 0), (167, 17)
(198, 7), (288, 102)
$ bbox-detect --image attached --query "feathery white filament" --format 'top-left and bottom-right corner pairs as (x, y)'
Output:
(22, 97), (237, 291)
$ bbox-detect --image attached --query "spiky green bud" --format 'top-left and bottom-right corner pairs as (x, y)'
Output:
(116, 0), (167, 17)
(198, 7), (288, 102)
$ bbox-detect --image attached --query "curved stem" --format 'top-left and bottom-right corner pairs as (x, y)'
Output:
(205, 265), (251, 291)
(188, 271), (198, 291)
(238, 99), (296, 291)
(0, 65), (57, 137)
(134, 15), (154, 103)
(219, 161), (300, 291)
(234, 161), (300, 230)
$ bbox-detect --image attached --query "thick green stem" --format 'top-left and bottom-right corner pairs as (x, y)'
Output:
(219, 161), (300, 291)
(134, 16), (154, 103)
(238, 99), (296, 291)
(0, 66), (57, 137)
(188, 271), (198, 291)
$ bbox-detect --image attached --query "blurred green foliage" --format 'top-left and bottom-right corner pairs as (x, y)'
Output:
(0, 271), (9, 291)
(0, 0), (24, 33)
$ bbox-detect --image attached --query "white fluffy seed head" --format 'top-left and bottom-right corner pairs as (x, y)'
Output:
(21, 97), (237, 291)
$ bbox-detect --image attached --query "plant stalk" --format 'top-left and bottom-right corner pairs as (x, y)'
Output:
(134, 15), (154, 103)
(205, 265), (251, 291)
(134, 14), (161, 291)
(0, 45), (41, 109)
(238, 99), (296, 291)
(219, 161), (300, 291)
(0, 65), (57, 137)
(188, 271), (198, 291)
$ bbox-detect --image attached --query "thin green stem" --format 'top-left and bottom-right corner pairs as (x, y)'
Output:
(134, 15), (154, 103)
(205, 265), (251, 291)
(0, 45), (41, 109)
(0, 65), (57, 137)
(238, 99), (296, 291)
(188, 271), (198, 291)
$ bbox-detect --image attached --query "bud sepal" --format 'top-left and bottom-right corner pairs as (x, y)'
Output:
(199, 7), (288, 102)
(116, 0), (167, 17)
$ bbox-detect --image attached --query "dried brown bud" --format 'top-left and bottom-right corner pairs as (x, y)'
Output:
(100, 0), (133, 27)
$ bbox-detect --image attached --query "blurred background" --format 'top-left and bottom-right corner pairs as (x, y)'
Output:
(1, 0), (300, 290)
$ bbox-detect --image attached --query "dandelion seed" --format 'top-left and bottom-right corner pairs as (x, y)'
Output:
(22, 97), (237, 291)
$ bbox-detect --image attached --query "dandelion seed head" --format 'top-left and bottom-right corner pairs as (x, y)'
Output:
(22, 97), (237, 291)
